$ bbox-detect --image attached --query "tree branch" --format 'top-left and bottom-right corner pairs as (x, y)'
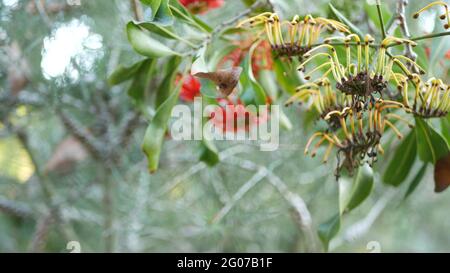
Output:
(0, 196), (33, 219)
(376, 0), (387, 39)
(221, 156), (319, 252)
(130, 0), (143, 21)
(57, 109), (105, 160)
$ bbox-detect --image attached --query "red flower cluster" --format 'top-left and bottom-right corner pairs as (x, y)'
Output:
(209, 98), (269, 133)
(179, 0), (224, 14)
(220, 40), (273, 78)
(178, 74), (201, 102)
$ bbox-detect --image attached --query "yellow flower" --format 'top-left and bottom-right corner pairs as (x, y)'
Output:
(237, 13), (349, 58)
(413, 1), (450, 29)
(298, 35), (423, 103)
(399, 74), (450, 118)
(304, 99), (412, 176)
(285, 78), (353, 131)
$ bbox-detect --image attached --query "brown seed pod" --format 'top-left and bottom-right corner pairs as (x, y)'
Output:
(434, 153), (450, 193)
(194, 67), (243, 97)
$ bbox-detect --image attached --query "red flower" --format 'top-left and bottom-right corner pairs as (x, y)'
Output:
(446, 49), (450, 60)
(179, 0), (224, 14)
(425, 47), (431, 59)
(209, 98), (269, 133)
(251, 40), (273, 75)
(220, 40), (273, 78)
(178, 74), (201, 102)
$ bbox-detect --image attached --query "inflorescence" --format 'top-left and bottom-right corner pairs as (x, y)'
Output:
(237, 1), (450, 178)
(237, 13), (349, 59)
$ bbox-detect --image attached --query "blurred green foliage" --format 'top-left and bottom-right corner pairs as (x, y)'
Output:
(0, 0), (449, 253)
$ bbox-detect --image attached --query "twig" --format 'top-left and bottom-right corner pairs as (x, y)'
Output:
(15, 128), (78, 245)
(410, 31), (450, 42)
(211, 165), (269, 224)
(102, 166), (115, 252)
(183, 0), (270, 56)
(396, 0), (417, 66)
(157, 145), (253, 196)
(130, 0), (143, 21)
(221, 156), (318, 252)
(210, 0), (269, 37)
(57, 109), (105, 160)
(34, 0), (52, 28)
(0, 196), (33, 219)
(376, 0), (387, 39)
(29, 213), (53, 252)
(116, 111), (141, 148)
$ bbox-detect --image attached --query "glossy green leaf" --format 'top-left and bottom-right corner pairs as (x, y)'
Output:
(169, 2), (212, 33)
(241, 43), (267, 105)
(207, 44), (238, 71)
(141, 0), (161, 19)
(415, 117), (450, 164)
(343, 164), (374, 213)
(320, 165), (374, 251)
(191, 46), (209, 75)
(318, 213), (340, 252)
(128, 59), (156, 101)
(108, 59), (147, 86)
(363, 1), (392, 32)
(127, 22), (180, 58)
(279, 108), (293, 131)
(258, 70), (278, 101)
(403, 162), (428, 200)
(141, 0), (173, 26)
(199, 95), (219, 166)
(199, 139), (219, 166)
(273, 59), (300, 95)
(155, 56), (182, 108)
(383, 131), (417, 186)
(441, 114), (450, 144)
(329, 3), (363, 38)
(142, 77), (183, 173)
(136, 22), (178, 40)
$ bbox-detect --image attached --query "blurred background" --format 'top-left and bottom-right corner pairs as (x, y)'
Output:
(0, 0), (449, 252)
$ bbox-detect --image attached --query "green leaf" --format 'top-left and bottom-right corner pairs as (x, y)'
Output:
(329, 3), (363, 38)
(363, 1), (392, 32)
(155, 56), (182, 108)
(136, 22), (179, 40)
(318, 165), (373, 251)
(403, 162), (428, 200)
(199, 95), (219, 166)
(318, 213), (340, 252)
(127, 22), (180, 58)
(258, 69), (278, 101)
(383, 131), (417, 186)
(127, 59), (156, 101)
(141, 0), (174, 26)
(108, 59), (147, 86)
(191, 46), (209, 75)
(207, 44), (238, 71)
(142, 75), (183, 173)
(141, 0), (161, 19)
(199, 139), (219, 166)
(273, 59), (300, 95)
(279, 108), (293, 131)
(239, 43), (267, 106)
(343, 164), (374, 213)
(415, 117), (450, 164)
(169, 2), (212, 33)
(441, 114), (450, 144)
